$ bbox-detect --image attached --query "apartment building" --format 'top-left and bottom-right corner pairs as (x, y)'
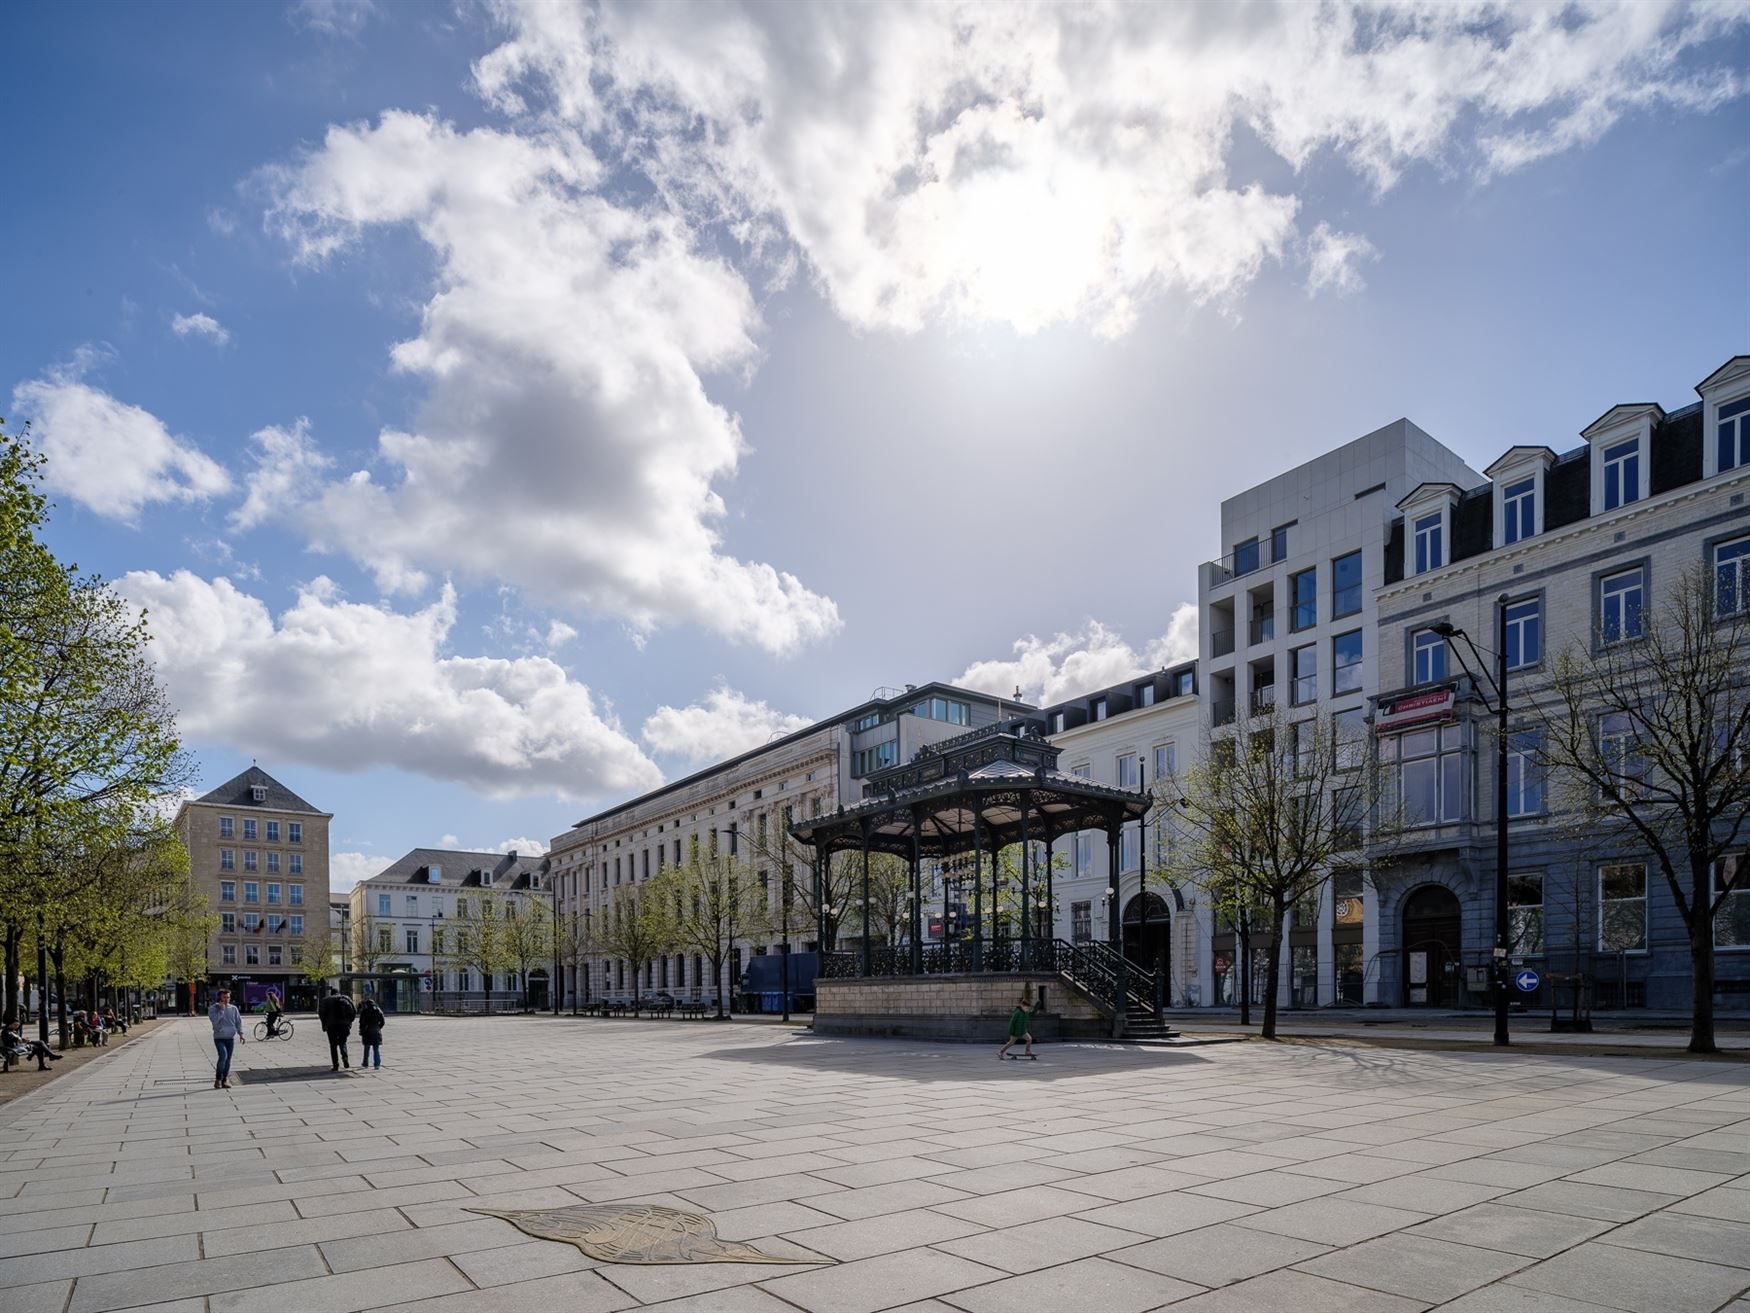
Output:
(549, 683), (1026, 1007)
(1198, 419), (1484, 1008)
(1371, 355), (1750, 1010)
(172, 766), (331, 1011)
(348, 848), (550, 1010)
(1037, 664), (1203, 1004)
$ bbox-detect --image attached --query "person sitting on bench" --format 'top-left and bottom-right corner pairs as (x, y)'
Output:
(3, 1022), (62, 1071)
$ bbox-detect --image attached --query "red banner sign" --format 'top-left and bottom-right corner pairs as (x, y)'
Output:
(1375, 686), (1455, 734)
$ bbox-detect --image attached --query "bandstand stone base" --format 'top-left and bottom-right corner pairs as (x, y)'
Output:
(812, 972), (1109, 1042)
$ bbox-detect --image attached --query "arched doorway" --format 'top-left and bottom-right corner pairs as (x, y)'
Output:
(1401, 884), (1463, 1007)
(1123, 891), (1172, 985)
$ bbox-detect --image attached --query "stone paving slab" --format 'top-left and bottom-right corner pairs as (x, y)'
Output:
(0, 1016), (1747, 1313)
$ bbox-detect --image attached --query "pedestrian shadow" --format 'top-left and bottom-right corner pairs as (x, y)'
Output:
(696, 1035), (1215, 1083)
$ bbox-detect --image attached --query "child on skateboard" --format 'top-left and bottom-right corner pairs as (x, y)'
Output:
(999, 996), (1040, 1059)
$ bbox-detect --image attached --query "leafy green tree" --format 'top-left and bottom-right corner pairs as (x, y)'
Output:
(594, 883), (673, 1008)
(650, 849), (766, 1017)
(503, 896), (553, 1010)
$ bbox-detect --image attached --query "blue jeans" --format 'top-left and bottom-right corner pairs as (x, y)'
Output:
(362, 1042), (381, 1068)
(213, 1036), (235, 1081)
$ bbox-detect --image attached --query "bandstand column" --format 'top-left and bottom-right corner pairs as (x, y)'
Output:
(972, 808), (985, 972)
(859, 820), (872, 978)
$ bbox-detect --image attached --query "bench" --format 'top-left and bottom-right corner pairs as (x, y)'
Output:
(577, 1001), (604, 1017)
(642, 998), (675, 1018)
(678, 1000), (708, 1019)
(604, 1000), (630, 1018)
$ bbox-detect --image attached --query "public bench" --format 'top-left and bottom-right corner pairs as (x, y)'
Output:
(678, 1000), (708, 1018)
(642, 996), (675, 1018)
(604, 1000), (630, 1018)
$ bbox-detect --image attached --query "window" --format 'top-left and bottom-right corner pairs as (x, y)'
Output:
(243, 818), (257, 841)
(288, 853), (302, 875)
(1719, 395), (1750, 473)
(1504, 598), (1541, 669)
(219, 849), (235, 872)
(1121, 827), (1140, 872)
(219, 817), (234, 839)
(1599, 712), (1647, 797)
(1292, 719), (1317, 777)
(912, 696), (971, 725)
(221, 945), (236, 965)
(1413, 512), (1444, 574)
(852, 741), (899, 775)
(243, 912), (260, 931)
(1290, 568), (1317, 631)
(1716, 856), (1750, 949)
(220, 912), (236, 933)
(1333, 708), (1366, 769)
(243, 882), (259, 904)
(1074, 832), (1093, 877)
(406, 929), (420, 954)
(1717, 536), (1750, 617)
(377, 893), (391, 916)
(1136, 683), (1155, 708)
(1393, 724), (1465, 825)
(1092, 698), (1108, 722)
(1290, 644), (1317, 706)
(1501, 477), (1536, 545)
(377, 928), (392, 952)
(1506, 730), (1545, 817)
(1153, 742), (1177, 780)
(456, 898), (468, 920)
(1332, 551), (1362, 618)
(245, 944), (263, 966)
(1602, 438), (1641, 511)
(289, 915), (303, 935)
(288, 822), (302, 844)
(406, 894), (418, 915)
(1071, 901), (1092, 944)
(1599, 864), (1647, 951)
(1508, 873), (1544, 954)
(1412, 629), (1448, 685)
(220, 880), (236, 902)
(1174, 671), (1194, 698)
(289, 884), (303, 906)
(243, 850), (258, 872)
(850, 711), (882, 732)
(1271, 523), (1291, 563)
(1600, 568), (1645, 643)
(1332, 630), (1363, 695)
(1333, 870), (1364, 927)
(266, 883), (281, 905)
(266, 821), (279, 843)
(265, 851), (280, 874)
(1116, 754), (1140, 789)
(1233, 537), (1260, 576)
(268, 946), (283, 967)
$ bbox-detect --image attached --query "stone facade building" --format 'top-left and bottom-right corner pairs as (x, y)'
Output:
(172, 766), (331, 1011)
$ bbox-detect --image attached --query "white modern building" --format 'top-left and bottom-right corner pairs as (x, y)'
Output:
(1198, 419), (1483, 1008)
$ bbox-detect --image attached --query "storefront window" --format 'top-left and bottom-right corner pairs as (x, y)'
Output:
(1508, 873), (1545, 954)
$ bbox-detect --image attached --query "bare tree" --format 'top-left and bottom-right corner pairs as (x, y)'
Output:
(1168, 705), (1405, 1039)
(737, 795), (856, 951)
(350, 910), (389, 976)
(503, 897), (552, 1011)
(1533, 562), (1750, 1054)
(555, 909), (594, 1013)
(444, 889), (516, 1014)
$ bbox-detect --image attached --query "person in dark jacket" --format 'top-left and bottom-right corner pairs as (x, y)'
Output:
(357, 997), (385, 1069)
(318, 988), (356, 1071)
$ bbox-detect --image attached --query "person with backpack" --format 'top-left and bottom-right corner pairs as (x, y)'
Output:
(318, 988), (357, 1071)
(357, 996), (385, 1069)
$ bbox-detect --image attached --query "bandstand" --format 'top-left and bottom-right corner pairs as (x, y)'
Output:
(788, 720), (1159, 1040)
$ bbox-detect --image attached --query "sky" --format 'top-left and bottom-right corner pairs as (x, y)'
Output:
(4, 0), (1747, 891)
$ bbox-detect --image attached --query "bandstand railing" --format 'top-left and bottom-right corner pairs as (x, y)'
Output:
(820, 938), (1160, 1020)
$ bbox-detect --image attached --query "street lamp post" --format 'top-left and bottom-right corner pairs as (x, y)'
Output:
(780, 874), (791, 1025)
(1433, 593), (1512, 1048)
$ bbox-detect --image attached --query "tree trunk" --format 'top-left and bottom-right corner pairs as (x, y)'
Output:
(1237, 912), (1252, 1028)
(52, 946), (67, 1050)
(1260, 904), (1287, 1040)
(1689, 857), (1717, 1054)
(712, 953), (725, 1018)
(3, 925), (18, 1025)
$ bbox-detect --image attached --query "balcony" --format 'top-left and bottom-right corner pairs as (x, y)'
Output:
(1212, 698), (1236, 727)
(1249, 613), (1276, 645)
(1211, 627), (1235, 658)
(1250, 685), (1277, 714)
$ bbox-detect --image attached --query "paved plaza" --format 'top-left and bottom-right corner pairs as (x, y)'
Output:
(1, 1018), (1748, 1313)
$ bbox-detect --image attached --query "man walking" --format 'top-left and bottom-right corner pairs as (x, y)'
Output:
(208, 987), (245, 1089)
(318, 987), (357, 1071)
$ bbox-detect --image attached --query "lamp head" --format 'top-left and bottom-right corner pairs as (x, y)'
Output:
(1431, 622), (1458, 638)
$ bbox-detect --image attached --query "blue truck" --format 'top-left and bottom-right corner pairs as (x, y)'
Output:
(738, 951), (817, 1013)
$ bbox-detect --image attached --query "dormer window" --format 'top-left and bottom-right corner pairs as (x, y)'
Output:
(1719, 397), (1750, 474)
(1092, 698), (1108, 722)
(1500, 478), (1535, 545)
(1413, 513), (1443, 574)
(250, 785), (267, 802)
(1600, 439), (1640, 511)
(1583, 403), (1659, 516)
(1699, 356), (1750, 479)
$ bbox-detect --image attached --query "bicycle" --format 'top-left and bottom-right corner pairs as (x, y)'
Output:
(252, 1018), (295, 1041)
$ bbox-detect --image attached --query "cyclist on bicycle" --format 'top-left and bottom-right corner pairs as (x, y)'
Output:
(263, 990), (283, 1039)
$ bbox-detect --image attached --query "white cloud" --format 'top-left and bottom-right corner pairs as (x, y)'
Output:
(263, 110), (841, 655)
(641, 685), (813, 766)
(171, 312), (231, 346)
(494, 836), (549, 856)
(957, 605), (1200, 706)
(1305, 223), (1380, 297)
(438, 834), (460, 847)
(329, 851), (383, 893)
(473, 1), (1747, 336)
(288, 0), (379, 39)
(11, 353), (232, 522)
(116, 570), (664, 803)
(544, 620), (578, 650)
(230, 418), (332, 531)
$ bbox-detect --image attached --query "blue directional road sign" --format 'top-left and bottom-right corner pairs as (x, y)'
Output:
(1514, 968), (1541, 993)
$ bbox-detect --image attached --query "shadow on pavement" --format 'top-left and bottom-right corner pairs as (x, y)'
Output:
(695, 1034), (1215, 1083)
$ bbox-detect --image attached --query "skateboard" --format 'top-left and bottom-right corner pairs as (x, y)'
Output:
(1000, 1053), (1037, 1061)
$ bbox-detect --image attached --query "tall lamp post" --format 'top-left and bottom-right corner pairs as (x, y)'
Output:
(1433, 593), (1511, 1048)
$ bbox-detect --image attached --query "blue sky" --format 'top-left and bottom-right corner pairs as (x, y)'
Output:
(5, 1), (1747, 888)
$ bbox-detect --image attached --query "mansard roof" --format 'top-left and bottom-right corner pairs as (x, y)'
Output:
(191, 766), (327, 816)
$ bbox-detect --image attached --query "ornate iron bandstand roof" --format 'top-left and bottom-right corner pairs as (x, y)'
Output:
(788, 721), (1150, 857)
